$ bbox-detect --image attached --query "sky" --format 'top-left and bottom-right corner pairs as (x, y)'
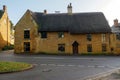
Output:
(0, 0), (120, 26)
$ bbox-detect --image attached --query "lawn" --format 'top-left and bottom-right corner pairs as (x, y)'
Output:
(0, 61), (32, 73)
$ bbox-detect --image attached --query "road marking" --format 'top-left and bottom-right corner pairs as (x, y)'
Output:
(57, 65), (65, 67)
(88, 66), (94, 68)
(39, 64), (112, 68)
(48, 64), (56, 66)
(40, 64), (47, 66)
(67, 65), (75, 67)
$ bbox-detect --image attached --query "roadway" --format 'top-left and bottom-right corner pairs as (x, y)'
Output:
(0, 50), (120, 80)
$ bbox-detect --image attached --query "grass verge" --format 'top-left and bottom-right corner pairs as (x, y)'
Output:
(0, 61), (33, 73)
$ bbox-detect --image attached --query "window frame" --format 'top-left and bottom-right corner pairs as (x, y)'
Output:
(102, 44), (107, 52)
(41, 32), (47, 38)
(24, 30), (30, 39)
(58, 44), (65, 52)
(58, 32), (64, 38)
(87, 44), (92, 52)
(116, 33), (120, 40)
(87, 34), (92, 41)
(102, 34), (106, 42)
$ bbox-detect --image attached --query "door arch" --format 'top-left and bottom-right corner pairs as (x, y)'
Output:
(72, 41), (79, 54)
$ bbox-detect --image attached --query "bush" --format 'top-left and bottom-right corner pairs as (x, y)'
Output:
(2, 45), (14, 50)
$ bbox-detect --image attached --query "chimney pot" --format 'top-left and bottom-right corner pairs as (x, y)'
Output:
(44, 10), (47, 14)
(3, 5), (7, 12)
(67, 3), (72, 15)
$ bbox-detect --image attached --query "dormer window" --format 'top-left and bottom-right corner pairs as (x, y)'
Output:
(87, 34), (92, 41)
(58, 32), (64, 38)
(102, 34), (106, 42)
(41, 32), (47, 38)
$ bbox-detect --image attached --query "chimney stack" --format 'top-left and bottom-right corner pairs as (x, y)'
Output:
(67, 3), (72, 15)
(44, 9), (47, 15)
(3, 5), (7, 12)
(114, 19), (119, 27)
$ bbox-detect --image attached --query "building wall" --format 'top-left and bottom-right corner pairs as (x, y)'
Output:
(36, 32), (111, 54)
(15, 10), (111, 54)
(15, 10), (38, 53)
(0, 10), (11, 50)
(110, 33), (120, 54)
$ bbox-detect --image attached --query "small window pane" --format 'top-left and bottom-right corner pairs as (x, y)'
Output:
(24, 30), (30, 39)
(102, 34), (106, 42)
(116, 33), (120, 40)
(58, 44), (65, 52)
(87, 44), (92, 52)
(87, 34), (92, 41)
(102, 44), (107, 52)
(41, 32), (47, 38)
(58, 32), (64, 38)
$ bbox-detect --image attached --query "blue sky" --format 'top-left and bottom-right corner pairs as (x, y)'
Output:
(0, 0), (119, 26)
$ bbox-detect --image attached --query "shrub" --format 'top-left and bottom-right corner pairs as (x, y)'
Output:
(2, 45), (14, 50)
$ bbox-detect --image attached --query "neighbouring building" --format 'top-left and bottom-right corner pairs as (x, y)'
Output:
(15, 3), (112, 54)
(0, 5), (11, 50)
(111, 19), (120, 54)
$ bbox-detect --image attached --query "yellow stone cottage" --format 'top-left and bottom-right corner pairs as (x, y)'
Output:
(15, 4), (112, 54)
(110, 19), (120, 54)
(0, 5), (11, 50)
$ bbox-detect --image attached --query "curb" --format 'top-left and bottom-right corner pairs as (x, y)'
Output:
(0, 64), (35, 74)
(84, 68), (120, 80)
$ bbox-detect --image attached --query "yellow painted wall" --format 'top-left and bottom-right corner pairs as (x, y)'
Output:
(0, 10), (11, 50)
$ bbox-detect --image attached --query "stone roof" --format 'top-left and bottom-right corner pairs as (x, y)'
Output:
(31, 11), (111, 34)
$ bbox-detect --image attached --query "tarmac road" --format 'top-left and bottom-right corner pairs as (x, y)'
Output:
(0, 50), (120, 80)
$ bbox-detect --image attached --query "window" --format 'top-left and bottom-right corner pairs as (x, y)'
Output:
(58, 44), (65, 52)
(102, 44), (107, 52)
(87, 44), (92, 52)
(24, 30), (30, 39)
(24, 42), (30, 52)
(87, 34), (92, 41)
(116, 33), (120, 40)
(41, 32), (47, 38)
(102, 34), (106, 42)
(58, 32), (64, 38)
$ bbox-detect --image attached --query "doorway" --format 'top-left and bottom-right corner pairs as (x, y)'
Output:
(72, 41), (79, 54)
(24, 42), (30, 52)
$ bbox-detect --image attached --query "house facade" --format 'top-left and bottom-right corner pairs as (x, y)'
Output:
(0, 5), (11, 50)
(111, 19), (120, 54)
(15, 4), (112, 54)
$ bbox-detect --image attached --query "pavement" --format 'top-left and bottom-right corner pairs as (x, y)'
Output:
(0, 50), (120, 80)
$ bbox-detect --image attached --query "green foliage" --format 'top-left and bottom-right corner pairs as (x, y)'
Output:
(0, 61), (32, 73)
(2, 45), (14, 50)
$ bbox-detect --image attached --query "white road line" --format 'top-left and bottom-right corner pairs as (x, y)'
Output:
(40, 64), (47, 66)
(88, 66), (94, 68)
(67, 65), (75, 67)
(57, 65), (65, 67)
(48, 64), (56, 66)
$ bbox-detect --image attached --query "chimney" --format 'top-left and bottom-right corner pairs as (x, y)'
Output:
(114, 19), (119, 27)
(44, 9), (47, 15)
(67, 3), (72, 15)
(3, 5), (7, 12)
